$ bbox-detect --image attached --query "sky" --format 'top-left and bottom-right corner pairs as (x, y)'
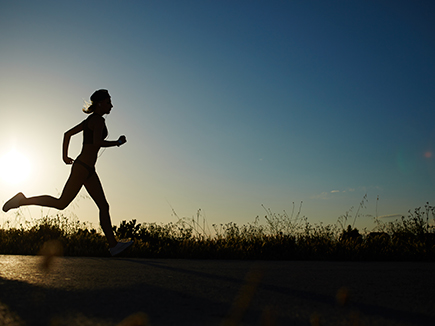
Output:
(0, 0), (434, 233)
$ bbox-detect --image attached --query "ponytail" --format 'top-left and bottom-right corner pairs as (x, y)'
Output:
(82, 101), (94, 114)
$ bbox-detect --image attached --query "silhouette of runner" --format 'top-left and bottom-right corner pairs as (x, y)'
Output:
(3, 89), (133, 256)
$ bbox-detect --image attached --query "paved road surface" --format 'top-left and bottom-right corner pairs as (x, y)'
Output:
(0, 255), (434, 325)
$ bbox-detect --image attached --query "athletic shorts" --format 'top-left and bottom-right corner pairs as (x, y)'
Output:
(73, 159), (96, 179)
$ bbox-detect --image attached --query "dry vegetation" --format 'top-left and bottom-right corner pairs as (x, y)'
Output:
(1, 202), (434, 260)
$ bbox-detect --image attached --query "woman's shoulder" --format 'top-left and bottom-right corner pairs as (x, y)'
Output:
(86, 113), (104, 120)
(85, 113), (105, 128)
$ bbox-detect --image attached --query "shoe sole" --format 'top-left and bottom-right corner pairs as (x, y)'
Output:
(110, 242), (133, 257)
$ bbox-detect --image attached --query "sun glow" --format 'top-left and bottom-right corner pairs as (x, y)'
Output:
(0, 150), (32, 184)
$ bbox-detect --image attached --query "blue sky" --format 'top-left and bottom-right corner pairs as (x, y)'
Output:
(0, 0), (434, 231)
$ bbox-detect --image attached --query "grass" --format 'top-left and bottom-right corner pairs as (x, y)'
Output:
(0, 202), (434, 260)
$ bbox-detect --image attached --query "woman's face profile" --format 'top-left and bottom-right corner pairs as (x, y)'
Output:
(99, 97), (113, 114)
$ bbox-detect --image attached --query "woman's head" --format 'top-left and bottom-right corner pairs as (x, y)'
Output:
(83, 89), (111, 114)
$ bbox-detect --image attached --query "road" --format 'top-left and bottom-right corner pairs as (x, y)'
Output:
(0, 255), (434, 325)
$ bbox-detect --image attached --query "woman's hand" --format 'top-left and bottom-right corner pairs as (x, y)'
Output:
(63, 156), (74, 165)
(117, 135), (127, 146)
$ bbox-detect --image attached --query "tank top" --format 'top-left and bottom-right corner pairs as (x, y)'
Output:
(82, 114), (108, 145)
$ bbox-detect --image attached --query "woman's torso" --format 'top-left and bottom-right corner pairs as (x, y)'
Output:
(77, 113), (108, 166)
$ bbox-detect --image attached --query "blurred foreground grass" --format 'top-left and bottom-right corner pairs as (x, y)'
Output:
(1, 203), (434, 260)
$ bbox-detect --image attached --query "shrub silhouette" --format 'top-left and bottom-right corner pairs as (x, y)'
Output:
(1, 203), (434, 260)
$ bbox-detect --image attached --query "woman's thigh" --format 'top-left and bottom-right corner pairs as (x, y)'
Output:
(59, 163), (88, 203)
(84, 173), (109, 210)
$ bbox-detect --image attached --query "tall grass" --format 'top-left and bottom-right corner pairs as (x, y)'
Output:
(0, 202), (434, 260)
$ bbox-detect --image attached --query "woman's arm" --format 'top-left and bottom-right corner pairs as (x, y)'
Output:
(63, 122), (83, 164)
(93, 118), (127, 148)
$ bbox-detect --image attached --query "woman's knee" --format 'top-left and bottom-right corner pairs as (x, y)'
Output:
(98, 201), (110, 212)
(56, 197), (72, 210)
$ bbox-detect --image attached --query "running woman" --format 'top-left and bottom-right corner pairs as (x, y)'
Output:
(3, 89), (133, 256)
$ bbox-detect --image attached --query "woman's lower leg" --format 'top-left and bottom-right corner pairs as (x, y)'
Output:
(20, 195), (67, 210)
(100, 209), (117, 248)
(18, 164), (86, 210)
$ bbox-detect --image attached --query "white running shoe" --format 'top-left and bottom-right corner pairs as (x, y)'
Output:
(109, 240), (133, 256)
(2, 192), (25, 212)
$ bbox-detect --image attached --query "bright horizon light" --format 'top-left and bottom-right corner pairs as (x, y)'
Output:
(0, 149), (32, 185)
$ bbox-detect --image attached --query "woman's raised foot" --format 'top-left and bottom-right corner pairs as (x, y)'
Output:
(2, 192), (25, 212)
